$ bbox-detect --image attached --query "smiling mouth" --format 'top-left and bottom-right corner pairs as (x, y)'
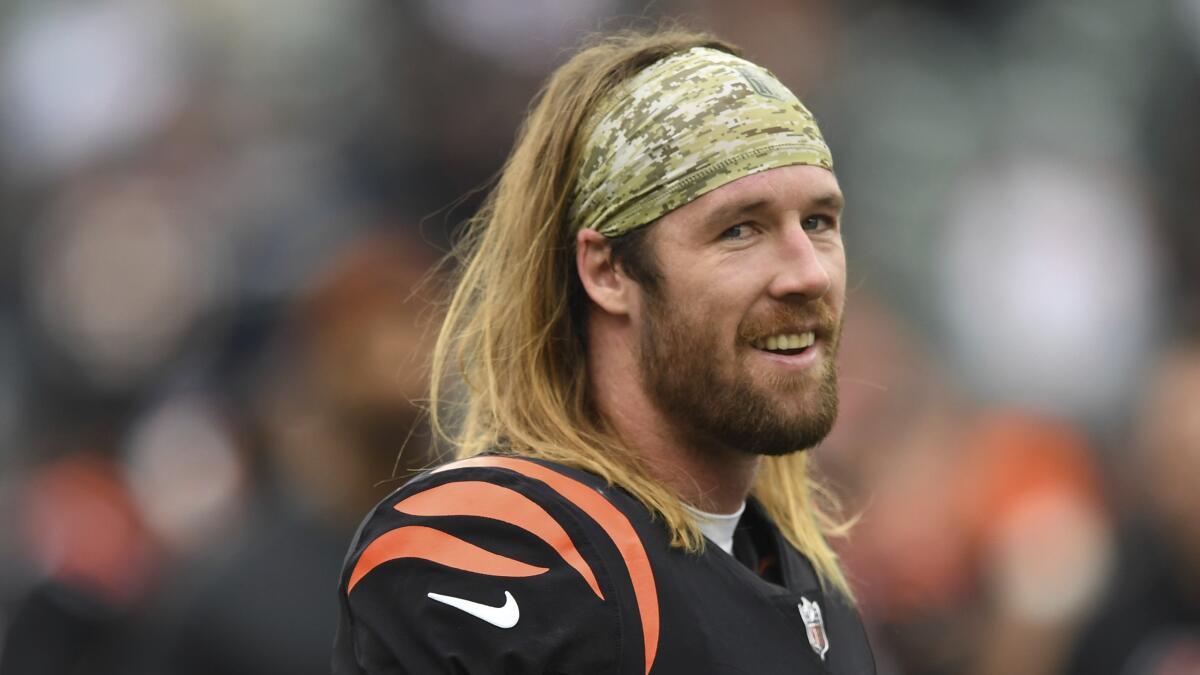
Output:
(751, 331), (816, 356)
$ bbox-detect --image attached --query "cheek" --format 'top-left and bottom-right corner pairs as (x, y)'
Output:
(693, 285), (758, 339)
(649, 286), (735, 350)
(659, 253), (765, 331)
(821, 246), (848, 299)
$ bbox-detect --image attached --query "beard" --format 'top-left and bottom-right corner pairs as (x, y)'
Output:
(637, 294), (842, 457)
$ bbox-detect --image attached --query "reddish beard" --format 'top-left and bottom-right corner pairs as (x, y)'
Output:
(637, 293), (842, 457)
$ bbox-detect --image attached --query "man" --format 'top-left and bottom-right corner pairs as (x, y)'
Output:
(333, 29), (875, 674)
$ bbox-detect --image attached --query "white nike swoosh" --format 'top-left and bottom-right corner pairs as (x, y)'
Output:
(427, 590), (520, 628)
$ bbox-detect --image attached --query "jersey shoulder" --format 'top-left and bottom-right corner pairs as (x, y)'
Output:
(334, 455), (652, 675)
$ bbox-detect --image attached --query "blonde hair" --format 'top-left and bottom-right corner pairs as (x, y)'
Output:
(428, 28), (854, 598)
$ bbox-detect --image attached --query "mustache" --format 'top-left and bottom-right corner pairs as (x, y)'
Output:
(736, 303), (842, 343)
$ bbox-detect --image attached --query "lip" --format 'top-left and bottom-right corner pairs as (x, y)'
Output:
(750, 339), (823, 370)
(755, 323), (824, 338)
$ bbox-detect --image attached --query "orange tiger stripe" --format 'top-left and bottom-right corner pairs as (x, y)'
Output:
(347, 525), (548, 594)
(394, 481), (604, 600)
(436, 457), (660, 675)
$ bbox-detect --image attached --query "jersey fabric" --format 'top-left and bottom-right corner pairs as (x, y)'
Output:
(333, 455), (876, 674)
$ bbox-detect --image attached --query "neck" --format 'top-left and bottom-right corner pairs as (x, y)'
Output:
(587, 319), (758, 514)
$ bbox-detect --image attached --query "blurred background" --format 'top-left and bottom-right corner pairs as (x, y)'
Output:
(0, 0), (1197, 674)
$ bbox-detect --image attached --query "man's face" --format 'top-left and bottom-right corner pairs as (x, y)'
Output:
(632, 164), (846, 457)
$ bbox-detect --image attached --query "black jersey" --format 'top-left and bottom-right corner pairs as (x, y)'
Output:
(333, 455), (876, 674)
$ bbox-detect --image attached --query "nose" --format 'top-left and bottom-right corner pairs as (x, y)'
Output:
(766, 222), (832, 301)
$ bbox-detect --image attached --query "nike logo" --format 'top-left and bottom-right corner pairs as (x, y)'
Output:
(427, 590), (520, 628)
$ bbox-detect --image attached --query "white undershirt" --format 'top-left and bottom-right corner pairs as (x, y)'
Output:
(685, 502), (746, 555)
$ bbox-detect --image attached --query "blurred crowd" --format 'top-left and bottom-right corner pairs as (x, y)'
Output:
(0, 1), (1197, 674)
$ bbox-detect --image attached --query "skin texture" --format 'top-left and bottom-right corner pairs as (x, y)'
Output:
(577, 164), (847, 513)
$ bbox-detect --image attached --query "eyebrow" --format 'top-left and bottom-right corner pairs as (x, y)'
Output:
(704, 190), (845, 226)
(704, 198), (770, 226)
(810, 191), (846, 212)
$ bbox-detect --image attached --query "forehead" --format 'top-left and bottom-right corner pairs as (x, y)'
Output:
(656, 164), (843, 231)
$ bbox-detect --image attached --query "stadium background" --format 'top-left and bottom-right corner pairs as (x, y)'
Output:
(0, 0), (1198, 673)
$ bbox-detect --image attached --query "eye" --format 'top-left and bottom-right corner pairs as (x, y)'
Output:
(802, 214), (836, 232)
(719, 222), (755, 240)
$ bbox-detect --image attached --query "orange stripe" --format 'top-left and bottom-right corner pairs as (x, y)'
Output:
(436, 457), (660, 675)
(347, 525), (548, 594)
(395, 481), (604, 600)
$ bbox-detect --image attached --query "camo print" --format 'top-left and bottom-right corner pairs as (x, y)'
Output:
(569, 47), (833, 237)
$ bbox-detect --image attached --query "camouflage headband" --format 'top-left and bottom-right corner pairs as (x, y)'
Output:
(568, 47), (834, 237)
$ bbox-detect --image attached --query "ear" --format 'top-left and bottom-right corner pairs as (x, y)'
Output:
(576, 228), (637, 316)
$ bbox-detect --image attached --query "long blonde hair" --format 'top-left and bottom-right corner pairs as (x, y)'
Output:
(428, 28), (853, 598)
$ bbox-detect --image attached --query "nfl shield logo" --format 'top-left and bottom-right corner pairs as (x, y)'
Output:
(798, 597), (830, 661)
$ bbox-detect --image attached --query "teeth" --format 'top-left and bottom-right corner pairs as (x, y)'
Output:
(753, 331), (816, 352)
